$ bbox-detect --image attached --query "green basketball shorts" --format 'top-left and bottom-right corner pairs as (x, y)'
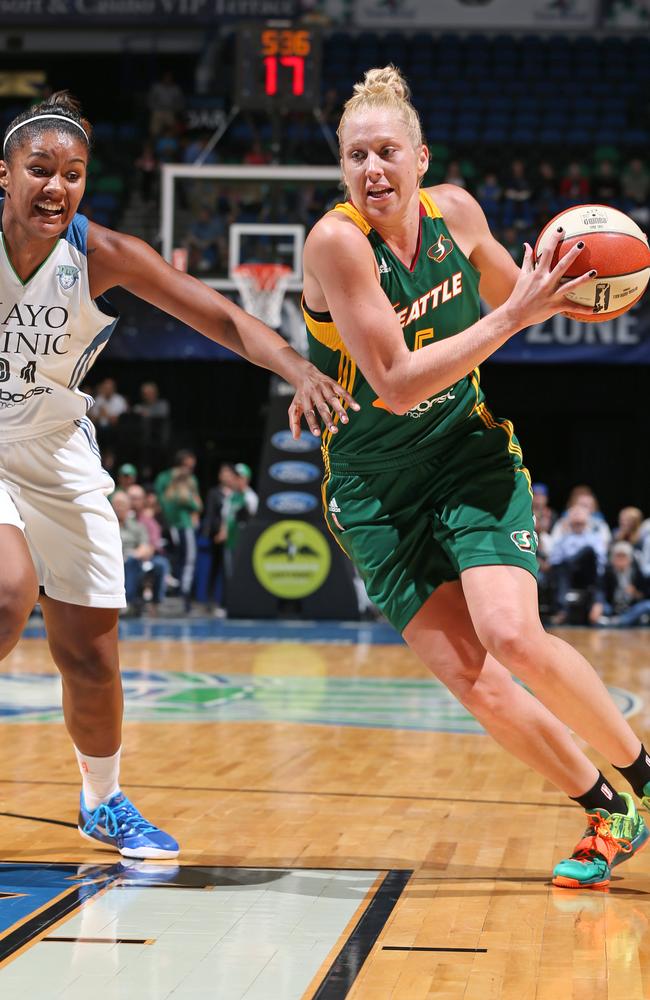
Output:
(322, 410), (537, 633)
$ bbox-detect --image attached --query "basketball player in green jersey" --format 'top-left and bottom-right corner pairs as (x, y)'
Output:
(300, 65), (650, 889)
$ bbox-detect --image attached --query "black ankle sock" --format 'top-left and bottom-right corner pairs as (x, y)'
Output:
(614, 744), (650, 798)
(571, 772), (627, 816)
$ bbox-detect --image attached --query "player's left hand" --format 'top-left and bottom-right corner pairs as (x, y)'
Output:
(289, 366), (360, 439)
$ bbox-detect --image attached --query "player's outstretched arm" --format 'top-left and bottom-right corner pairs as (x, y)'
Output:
(87, 224), (358, 437)
(305, 214), (595, 415)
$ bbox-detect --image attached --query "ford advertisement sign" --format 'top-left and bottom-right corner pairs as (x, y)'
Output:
(270, 431), (321, 453)
(269, 462), (321, 484)
(266, 492), (319, 514)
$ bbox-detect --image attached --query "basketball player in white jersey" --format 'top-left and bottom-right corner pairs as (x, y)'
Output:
(0, 92), (357, 858)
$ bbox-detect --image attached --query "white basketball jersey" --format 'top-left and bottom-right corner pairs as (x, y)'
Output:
(0, 206), (118, 442)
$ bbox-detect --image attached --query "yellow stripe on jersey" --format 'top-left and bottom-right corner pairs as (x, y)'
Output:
(302, 300), (345, 353)
(473, 401), (532, 496)
(320, 350), (355, 557)
(419, 190), (443, 219)
(322, 348), (356, 453)
(414, 327), (435, 351)
(332, 201), (372, 235)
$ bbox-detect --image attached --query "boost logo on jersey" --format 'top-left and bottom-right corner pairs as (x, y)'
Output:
(0, 385), (53, 409)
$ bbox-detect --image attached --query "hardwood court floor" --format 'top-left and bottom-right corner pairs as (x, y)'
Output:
(1, 627), (650, 998)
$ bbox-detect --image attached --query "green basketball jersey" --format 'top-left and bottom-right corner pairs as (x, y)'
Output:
(304, 190), (486, 472)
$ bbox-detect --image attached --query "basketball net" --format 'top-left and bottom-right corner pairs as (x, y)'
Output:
(233, 263), (291, 329)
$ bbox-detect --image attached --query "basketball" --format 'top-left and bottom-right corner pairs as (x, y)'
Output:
(535, 204), (650, 322)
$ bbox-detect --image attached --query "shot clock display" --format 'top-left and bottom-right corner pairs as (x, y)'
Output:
(235, 24), (322, 111)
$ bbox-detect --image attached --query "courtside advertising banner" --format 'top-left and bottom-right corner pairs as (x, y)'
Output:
(353, 0), (597, 28)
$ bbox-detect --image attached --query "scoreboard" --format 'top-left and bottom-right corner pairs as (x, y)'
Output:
(235, 24), (322, 111)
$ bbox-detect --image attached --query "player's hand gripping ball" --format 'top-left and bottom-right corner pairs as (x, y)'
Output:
(535, 204), (650, 322)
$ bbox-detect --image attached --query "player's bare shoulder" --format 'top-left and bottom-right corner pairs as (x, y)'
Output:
(424, 183), (491, 258)
(86, 221), (159, 296)
(305, 207), (377, 275)
(305, 205), (369, 257)
(425, 184), (485, 224)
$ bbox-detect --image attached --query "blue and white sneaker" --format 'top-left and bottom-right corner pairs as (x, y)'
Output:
(78, 791), (179, 859)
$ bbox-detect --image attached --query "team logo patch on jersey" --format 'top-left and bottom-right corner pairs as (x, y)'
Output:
(56, 264), (80, 290)
(427, 234), (454, 263)
(510, 529), (538, 553)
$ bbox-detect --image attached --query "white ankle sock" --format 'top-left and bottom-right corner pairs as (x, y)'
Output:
(74, 746), (121, 810)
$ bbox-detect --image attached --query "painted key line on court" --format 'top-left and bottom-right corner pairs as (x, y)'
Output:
(0, 670), (642, 732)
(0, 862), (399, 1000)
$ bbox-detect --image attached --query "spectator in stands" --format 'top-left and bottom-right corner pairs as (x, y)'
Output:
(532, 481), (557, 536)
(221, 463), (259, 578)
(185, 206), (227, 274)
(504, 159), (533, 205)
(134, 381), (170, 423)
(243, 139), (272, 165)
(501, 225), (524, 265)
(549, 503), (608, 625)
(550, 484), (611, 548)
(133, 381), (171, 464)
(112, 491), (158, 616)
(182, 132), (219, 166)
(155, 450), (202, 614)
(444, 160), (467, 189)
(591, 541), (650, 627)
(147, 71), (185, 137)
(127, 484), (171, 614)
(134, 141), (158, 203)
(502, 160), (534, 232)
(638, 523), (650, 580)
(559, 161), (590, 202)
(201, 462), (236, 616)
(591, 159), (621, 205)
(535, 160), (558, 201)
(534, 161), (559, 226)
(116, 463), (138, 493)
(476, 171), (502, 223)
(154, 127), (180, 165)
(613, 506), (644, 550)
(89, 377), (129, 448)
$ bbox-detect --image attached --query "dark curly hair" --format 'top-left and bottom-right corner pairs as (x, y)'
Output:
(2, 90), (92, 162)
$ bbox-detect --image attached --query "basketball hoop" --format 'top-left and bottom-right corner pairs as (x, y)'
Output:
(233, 263), (292, 329)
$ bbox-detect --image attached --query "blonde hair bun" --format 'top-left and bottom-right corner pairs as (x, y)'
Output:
(353, 65), (411, 103)
(338, 64), (423, 151)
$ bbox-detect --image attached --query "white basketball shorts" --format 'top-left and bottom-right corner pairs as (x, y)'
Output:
(0, 418), (126, 608)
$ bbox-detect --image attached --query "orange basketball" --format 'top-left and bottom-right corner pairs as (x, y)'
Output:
(534, 204), (650, 322)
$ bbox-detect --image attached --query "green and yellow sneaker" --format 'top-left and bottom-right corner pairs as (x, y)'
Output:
(552, 792), (649, 890)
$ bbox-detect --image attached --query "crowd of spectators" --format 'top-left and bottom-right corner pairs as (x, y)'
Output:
(536, 484), (650, 628)
(106, 449), (259, 618)
(86, 378), (172, 480)
(79, 371), (260, 617)
(438, 152), (650, 265)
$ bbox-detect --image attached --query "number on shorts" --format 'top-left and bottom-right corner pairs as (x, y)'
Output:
(0, 358), (10, 382)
